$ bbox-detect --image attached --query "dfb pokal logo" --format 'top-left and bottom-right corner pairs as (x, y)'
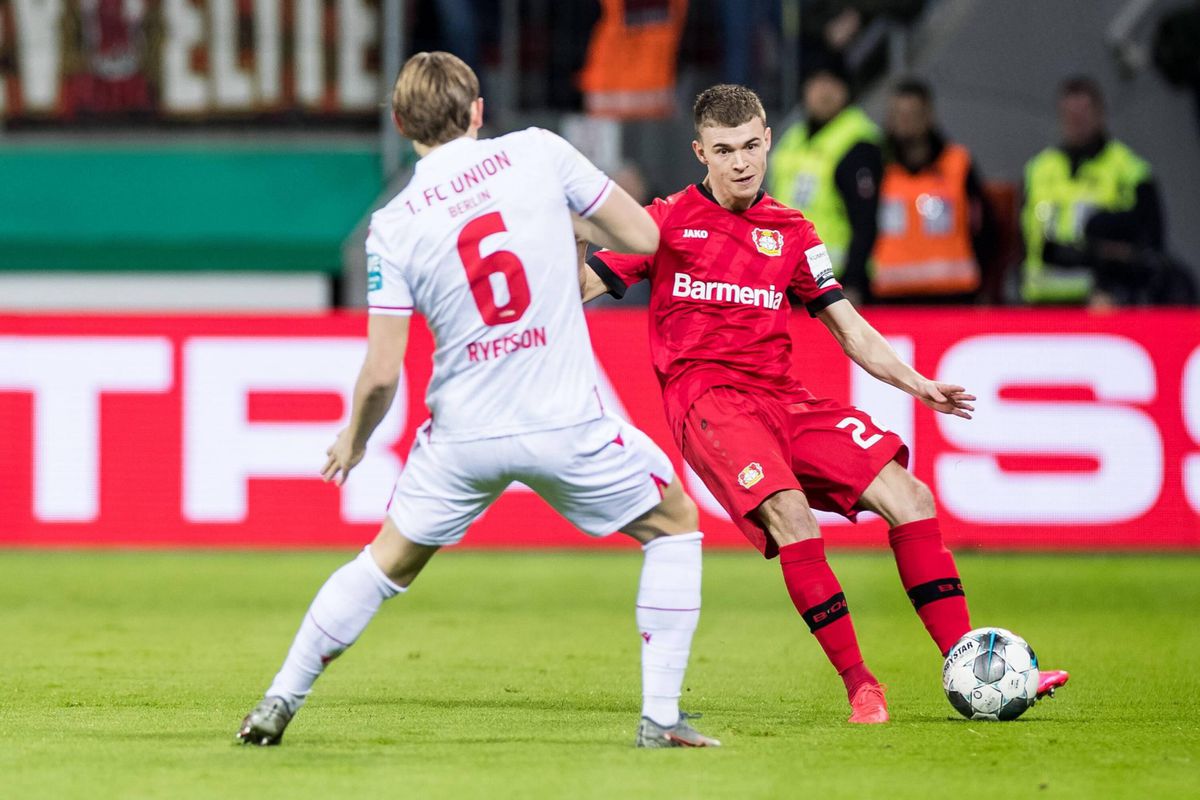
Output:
(738, 462), (765, 489)
(752, 228), (783, 257)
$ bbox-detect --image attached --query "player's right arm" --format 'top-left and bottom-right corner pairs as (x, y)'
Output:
(538, 127), (658, 255)
(323, 219), (415, 485)
(323, 314), (409, 485)
(572, 187), (659, 254)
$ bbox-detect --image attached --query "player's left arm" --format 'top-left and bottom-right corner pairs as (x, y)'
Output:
(322, 314), (410, 485)
(817, 299), (975, 419)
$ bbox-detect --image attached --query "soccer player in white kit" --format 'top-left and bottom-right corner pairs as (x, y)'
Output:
(236, 52), (718, 749)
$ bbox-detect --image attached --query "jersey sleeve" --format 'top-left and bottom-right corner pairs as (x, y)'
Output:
(534, 128), (614, 218)
(585, 197), (671, 299)
(365, 219), (415, 316)
(789, 221), (845, 316)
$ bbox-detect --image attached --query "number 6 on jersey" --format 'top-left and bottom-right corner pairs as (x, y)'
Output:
(457, 211), (531, 326)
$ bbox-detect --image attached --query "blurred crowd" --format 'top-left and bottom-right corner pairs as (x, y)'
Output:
(768, 65), (1194, 308)
(410, 0), (1197, 308)
(13, 0), (1191, 307)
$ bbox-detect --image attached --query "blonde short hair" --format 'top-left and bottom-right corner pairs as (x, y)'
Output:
(391, 52), (479, 146)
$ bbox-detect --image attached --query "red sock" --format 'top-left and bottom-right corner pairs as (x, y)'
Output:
(888, 518), (971, 655)
(779, 538), (876, 697)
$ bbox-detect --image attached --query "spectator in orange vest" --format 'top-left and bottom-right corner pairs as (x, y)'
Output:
(577, 0), (689, 119)
(874, 78), (997, 304)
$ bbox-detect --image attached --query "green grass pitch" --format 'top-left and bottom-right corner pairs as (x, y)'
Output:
(2, 549), (1197, 799)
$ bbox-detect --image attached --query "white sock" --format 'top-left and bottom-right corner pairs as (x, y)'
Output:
(265, 546), (404, 710)
(636, 531), (703, 727)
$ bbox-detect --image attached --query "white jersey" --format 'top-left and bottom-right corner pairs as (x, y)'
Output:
(367, 128), (615, 442)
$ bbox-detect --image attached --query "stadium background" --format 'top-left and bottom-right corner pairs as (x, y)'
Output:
(3, 4), (1200, 798)
(1, 0), (1197, 549)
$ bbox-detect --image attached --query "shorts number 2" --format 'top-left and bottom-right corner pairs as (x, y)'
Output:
(836, 417), (883, 449)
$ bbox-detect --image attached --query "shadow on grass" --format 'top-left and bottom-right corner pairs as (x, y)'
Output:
(899, 713), (1067, 725)
(336, 695), (633, 715)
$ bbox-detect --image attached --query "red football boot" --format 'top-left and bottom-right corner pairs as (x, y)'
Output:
(848, 683), (889, 724)
(1036, 669), (1070, 700)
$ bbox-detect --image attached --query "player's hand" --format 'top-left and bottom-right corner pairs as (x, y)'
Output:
(915, 381), (975, 419)
(322, 428), (365, 486)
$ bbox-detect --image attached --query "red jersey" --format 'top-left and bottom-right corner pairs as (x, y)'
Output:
(589, 183), (844, 445)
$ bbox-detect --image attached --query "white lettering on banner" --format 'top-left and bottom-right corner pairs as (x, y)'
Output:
(337, 0), (378, 109)
(255, 0), (283, 104)
(162, 0), (207, 112)
(154, 0), (373, 114)
(182, 339), (405, 524)
(935, 335), (1162, 524)
(1182, 346), (1200, 515)
(0, 337), (172, 522)
(13, 0), (63, 112)
(0, 11), (7, 114)
(211, 0), (254, 108)
(295, 0), (324, 106)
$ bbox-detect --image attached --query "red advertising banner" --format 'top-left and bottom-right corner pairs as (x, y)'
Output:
(1, 310), (1198, 550)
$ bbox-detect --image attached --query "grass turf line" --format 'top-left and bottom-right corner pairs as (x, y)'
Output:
(0, 550), (1196, 799)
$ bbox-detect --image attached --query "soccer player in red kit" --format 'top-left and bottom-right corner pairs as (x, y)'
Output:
(577, 84), (1068, 723)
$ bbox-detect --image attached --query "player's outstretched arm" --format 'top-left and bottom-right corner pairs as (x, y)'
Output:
(573, 185), (659, 255)
(322, 314), (410, 485)
(817, 299), (976, 419)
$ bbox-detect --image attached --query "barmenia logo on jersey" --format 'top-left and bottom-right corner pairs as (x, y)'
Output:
(738, 462), (765, 489)
(672, 273), (785, 309)
(752, 228), (784, 257)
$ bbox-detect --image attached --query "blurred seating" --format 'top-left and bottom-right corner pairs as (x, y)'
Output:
(0, 147), (382, 309)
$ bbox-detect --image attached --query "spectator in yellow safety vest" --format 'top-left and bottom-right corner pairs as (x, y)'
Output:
(874, 78), (997, 304)
(1021, 76), (1166, 307)
(770, 55), (883, 305)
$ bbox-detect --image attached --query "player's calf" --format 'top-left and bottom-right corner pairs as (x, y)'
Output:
(237, 536), (417, 744)
(621, 477), (708, 733)
(860, 466), (972, 655)
(760, 490), (881, 708)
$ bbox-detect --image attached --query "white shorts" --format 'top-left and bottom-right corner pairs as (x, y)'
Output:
(386, 414), (674, 547)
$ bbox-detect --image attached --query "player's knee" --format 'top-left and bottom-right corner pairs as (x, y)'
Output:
(660, 489), (699, 533)
(905, 476), (937, 520)
(756, 490), (820, 543)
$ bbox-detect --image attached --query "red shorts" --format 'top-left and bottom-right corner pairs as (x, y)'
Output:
(680, 387), (909, 558)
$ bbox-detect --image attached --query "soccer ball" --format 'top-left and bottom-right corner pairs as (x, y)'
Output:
(943, 627), (1039, 721)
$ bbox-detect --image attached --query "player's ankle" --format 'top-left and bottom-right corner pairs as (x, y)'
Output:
(641, 698), (680, 727)
(839, 661), (878, 698)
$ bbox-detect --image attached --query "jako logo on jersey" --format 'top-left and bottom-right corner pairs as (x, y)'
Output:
(672, 273), (785, 309)
(752, 228), (784, 257)
(738, 462), (765, 489)
(682, 228), (709, 239)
